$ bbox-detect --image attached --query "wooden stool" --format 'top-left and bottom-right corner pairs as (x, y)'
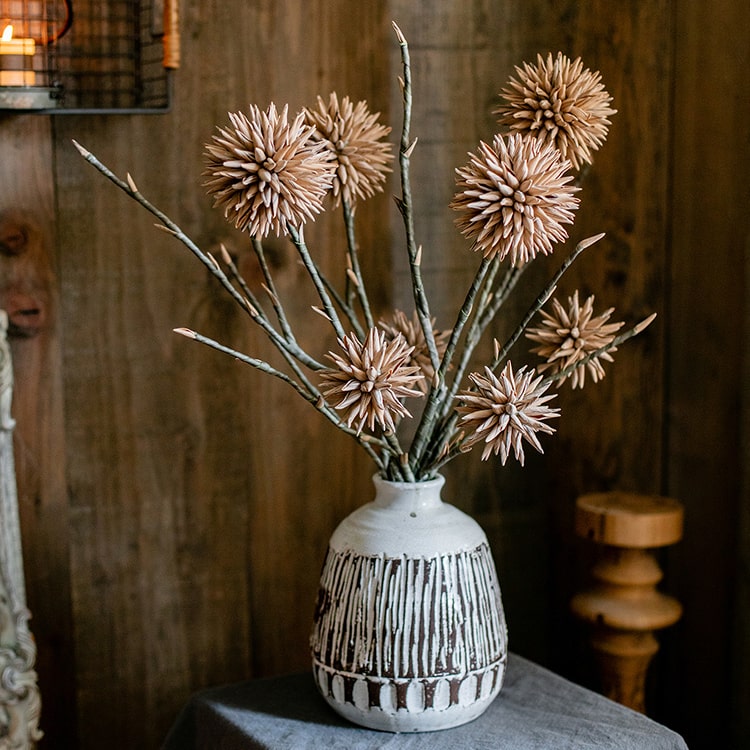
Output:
(570, 492), (683, 713)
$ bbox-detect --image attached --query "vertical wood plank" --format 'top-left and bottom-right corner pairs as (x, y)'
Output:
(388, 0), (671, 674)
(668, 1), (750, 745)
(532, 2), (673, 698)
(0, 1), (739, 747)
(52, 1), (392, 746)
(741, 213), (750, 747)
(0, 114), (77, 745)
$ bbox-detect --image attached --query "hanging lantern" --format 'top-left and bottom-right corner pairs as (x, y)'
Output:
(0, 1), (178, 113)
(0, 0), (72, 109)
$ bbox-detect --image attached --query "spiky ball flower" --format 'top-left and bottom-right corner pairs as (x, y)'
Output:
(456, 361), (559, 465)
(204, 103), (335, 237)
(495, 52), (616, 171)
(320, 328), (425, 434)
(525, 290), (624, 389)
(304, 93), (393, 207)
(378, 310), (451, 393)
(450, 133), (579, 267)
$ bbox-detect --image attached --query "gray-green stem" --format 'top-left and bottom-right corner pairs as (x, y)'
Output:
(441, 262), (524, 424)
(410, 255), (493, 474)
(176, 328), (389, 471)
(249, 237), (297, 344)
(342, 200), (374, 330)
(393, 23), (440, 376)
(383, 431), (412, 482)
(321, 274), (366, 340)
(540, 315), (656, 389)
(490, 236), (596, 372)
(73, 140), (325, 372)
(287, 225), (347, 340)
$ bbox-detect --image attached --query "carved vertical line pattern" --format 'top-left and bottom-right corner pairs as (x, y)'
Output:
(437, 555), (451, 672)
(472, 553), (491, 669)
(312, 543), (505, 680)
(342, 561), (360, 672)
(411, 557), (424, 674)
(400, 557), (412, 675)
(458, 552), (475, 669)
(421, 558), (433, 675)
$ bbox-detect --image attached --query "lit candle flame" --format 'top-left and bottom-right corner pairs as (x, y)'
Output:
(0, 23), (37, 87)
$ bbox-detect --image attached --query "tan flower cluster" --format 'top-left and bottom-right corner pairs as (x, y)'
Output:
(305, 93), (393, 208)
(204, 103), (334, 237)
(75, 27), (649, 479)
(319, 328), (425, 434)
(450, 133), (579, 266)
(378, 310), (451, 393)
(495, 52), (616, 171)
(457, 362), (559, 464)
(525, 290), (624, 388)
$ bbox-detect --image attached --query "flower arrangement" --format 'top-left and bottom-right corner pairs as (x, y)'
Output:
(74, 24), (654, 484)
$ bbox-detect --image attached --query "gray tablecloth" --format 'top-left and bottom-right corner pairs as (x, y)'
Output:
(162, 654), (688, 749)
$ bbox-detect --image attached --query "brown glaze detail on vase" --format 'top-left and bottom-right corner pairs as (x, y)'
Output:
(312, 663), (507, 713)
(312, 540), (507, 722)
(312, 544), (505, 681)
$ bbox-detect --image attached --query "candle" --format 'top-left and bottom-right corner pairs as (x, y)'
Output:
(0, 25), (36, 87)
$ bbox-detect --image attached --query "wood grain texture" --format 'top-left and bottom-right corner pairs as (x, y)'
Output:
(0, 1), (743, 747)
(667, 1), (750, 746)
(51, 2), (391, 747)
(0, 114), (78, 745)
(389, 0), (670, 681)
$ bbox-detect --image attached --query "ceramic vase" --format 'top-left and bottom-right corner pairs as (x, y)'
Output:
(310, 474), (508, 732)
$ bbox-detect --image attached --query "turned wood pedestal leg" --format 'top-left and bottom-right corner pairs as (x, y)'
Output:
(570, 492), (683, 713)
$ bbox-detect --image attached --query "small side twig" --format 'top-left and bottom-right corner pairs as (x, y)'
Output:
(174, 327), (391, 470)
(490, 233), (605, 371)
(541, 313), (657, 388)
(74, 139), (327, 372)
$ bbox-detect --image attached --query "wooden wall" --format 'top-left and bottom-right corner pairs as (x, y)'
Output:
(0, 1), (747, 748)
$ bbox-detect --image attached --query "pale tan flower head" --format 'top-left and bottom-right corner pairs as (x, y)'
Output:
(495, 52), (616, 171)
(450, 133), (579, 266)
(456, 361), (559, 465)
(378, 310), (451, 393)
(305, 93), (393, 207)
(320, 328), (425, 434)
(525, 290), (624, 389)
(204, 103), (335, 237)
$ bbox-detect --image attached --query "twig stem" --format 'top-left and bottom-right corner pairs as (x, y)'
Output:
(287, 225), (347, 340)
(343, 200), (374, 330)
(393, 22), (440, 375)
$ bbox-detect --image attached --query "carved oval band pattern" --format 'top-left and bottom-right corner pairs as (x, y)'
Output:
(311, 542), (508, 718)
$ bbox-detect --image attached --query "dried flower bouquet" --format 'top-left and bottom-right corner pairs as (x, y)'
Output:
(75, 24), (654, 483)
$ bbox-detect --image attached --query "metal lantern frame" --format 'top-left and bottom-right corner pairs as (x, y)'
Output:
(0, 0), (177, 113)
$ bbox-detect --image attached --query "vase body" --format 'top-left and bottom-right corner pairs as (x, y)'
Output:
(310, 474), (508, 732)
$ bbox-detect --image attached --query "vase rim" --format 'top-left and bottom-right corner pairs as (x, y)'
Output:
(373, 473), (445, 489)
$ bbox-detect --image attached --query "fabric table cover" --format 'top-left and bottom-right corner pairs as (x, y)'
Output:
(162, 653), (688, 749)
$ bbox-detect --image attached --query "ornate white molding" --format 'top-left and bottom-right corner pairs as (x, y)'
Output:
(0, 310), (42, 749)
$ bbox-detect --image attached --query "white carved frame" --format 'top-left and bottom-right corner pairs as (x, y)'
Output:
(0, 310), (42, 749)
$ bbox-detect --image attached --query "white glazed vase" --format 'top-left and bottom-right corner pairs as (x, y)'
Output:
(310, 474), (508, 732)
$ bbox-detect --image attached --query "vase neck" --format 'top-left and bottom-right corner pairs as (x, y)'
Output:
(372, 474), (445, 512)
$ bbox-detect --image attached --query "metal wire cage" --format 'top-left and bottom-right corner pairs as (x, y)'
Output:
(0, 0), (177, 112)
